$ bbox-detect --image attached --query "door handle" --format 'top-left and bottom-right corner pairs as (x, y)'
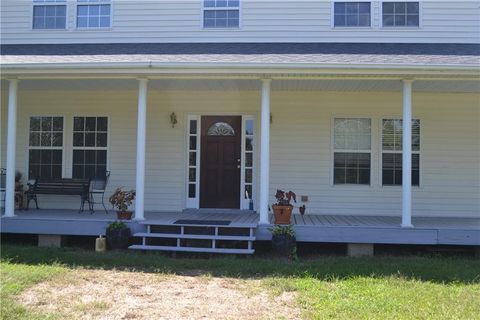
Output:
(237, 165), (241, 169)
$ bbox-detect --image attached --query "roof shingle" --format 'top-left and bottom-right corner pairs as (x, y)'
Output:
(1, 43), (479, 66)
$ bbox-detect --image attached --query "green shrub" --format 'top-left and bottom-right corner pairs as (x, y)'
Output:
(106, 221), (128, 233)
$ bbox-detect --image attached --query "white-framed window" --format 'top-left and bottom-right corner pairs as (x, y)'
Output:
(333, 118), (371, 185)
(186, 116), (201, 208)
(333, 2), (371, 27)
(28, 116), (64, 179)
(72, 116), (108, 179)
(382, 1), (420, 27)
(203, 0), (240, 28)
(76, 0), (111, 29)
(382, 119), (420, 186)
(32, 0), (67, 30)
(241, 117), (255, 209)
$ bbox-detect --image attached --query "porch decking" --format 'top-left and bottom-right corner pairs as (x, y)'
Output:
(260, 215), (480, 246)
(1, 209), (479, 246)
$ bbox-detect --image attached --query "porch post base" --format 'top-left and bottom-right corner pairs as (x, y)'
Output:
(1, 212), (17, 217)
(38, 234), (64, 248)
(347, 243), (374, 257)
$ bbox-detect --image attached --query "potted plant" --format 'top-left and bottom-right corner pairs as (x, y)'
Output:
(272, 189), (296, 224)
(14, 171), (24, 209)
(109, 188), (136, 220)
(106, 221), (131, 250)
(270, 224), (297, 258)
(15, 171), (23, 191)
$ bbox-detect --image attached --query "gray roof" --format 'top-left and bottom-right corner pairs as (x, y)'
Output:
(1, 43), (479, 67)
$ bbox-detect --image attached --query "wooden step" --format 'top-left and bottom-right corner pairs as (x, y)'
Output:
(128, 244), (254, 254)
(133, 232), (255, 241)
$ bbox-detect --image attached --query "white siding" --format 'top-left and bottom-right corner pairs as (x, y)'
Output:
(1, 85), (479, 217)
(1, 1), (479, 44)
(269, 91), (480, 217)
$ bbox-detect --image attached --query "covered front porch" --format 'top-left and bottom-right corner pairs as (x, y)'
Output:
(3, 76), (479, 227)
(2, 39), (480, 255)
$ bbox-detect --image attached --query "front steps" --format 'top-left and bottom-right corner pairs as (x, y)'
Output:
(129, 220), (256, 254)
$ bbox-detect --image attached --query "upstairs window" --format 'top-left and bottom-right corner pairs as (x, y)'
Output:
(334, 2), (371, 27)
(203, 0), (240, 28)
(32, 0), (67, 29)
(382, 2), (419, 27)
(77, 0), (111, 29)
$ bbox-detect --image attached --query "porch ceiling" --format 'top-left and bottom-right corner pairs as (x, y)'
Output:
(3, 78), (479, 93)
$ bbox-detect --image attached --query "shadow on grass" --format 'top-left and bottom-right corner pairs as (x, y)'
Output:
(2, 244), (479, 284)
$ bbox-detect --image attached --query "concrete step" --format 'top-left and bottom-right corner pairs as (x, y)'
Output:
(134, 232), (255, 241)
(128, 244), (255, 254)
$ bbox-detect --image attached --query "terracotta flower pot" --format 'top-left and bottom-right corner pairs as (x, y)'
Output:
(272, 205), (293, 224)
(116, 211), (133, 220)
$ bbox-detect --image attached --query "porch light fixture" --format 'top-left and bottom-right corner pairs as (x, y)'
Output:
(270, 113), (273, 125)
(170, 112), (178, 128)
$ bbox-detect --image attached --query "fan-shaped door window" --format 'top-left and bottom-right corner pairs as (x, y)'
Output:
(207, 122), (235, 136)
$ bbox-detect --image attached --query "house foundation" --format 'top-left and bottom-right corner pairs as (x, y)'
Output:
(347, 243), (374, 257)
(38, 234), (64, 248)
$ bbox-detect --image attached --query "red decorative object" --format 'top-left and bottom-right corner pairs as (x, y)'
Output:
(116, 211), (133, 220)
(299, 205), (306, 215)
(272, 189), (297, 224)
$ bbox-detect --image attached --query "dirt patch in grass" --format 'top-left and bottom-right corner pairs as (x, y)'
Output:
(20, 269), (301, 320)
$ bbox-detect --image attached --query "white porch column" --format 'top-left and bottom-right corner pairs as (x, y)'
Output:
(259, 79), (271, 224)
(4, 79), (18, 217)
(134, 78), (148, 220)
(401, 79), (414, 228)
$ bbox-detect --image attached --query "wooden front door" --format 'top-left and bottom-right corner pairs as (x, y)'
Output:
(200, 116), (242, 208)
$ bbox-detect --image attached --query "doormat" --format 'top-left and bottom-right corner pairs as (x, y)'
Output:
(174, 219), (231, 226)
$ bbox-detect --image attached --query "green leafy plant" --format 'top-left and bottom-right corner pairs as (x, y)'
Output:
(109, 188), (136, 212)
(106, 221), (127, 233)
(274, 189), (297, 206)
(15, 171), (23, 183)
(269, 225), (297, 261)
(270, 224), (296, 237)
(290, 245), (299, 262)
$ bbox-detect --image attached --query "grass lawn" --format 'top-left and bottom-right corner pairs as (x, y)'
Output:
(1, 262), (65, 319)
(1, 244), (479, 319)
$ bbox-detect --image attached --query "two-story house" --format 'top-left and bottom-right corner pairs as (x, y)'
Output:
(1, 1), (479, 254)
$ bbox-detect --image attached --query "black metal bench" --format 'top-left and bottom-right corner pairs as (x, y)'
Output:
(25, 178), (91, 213)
